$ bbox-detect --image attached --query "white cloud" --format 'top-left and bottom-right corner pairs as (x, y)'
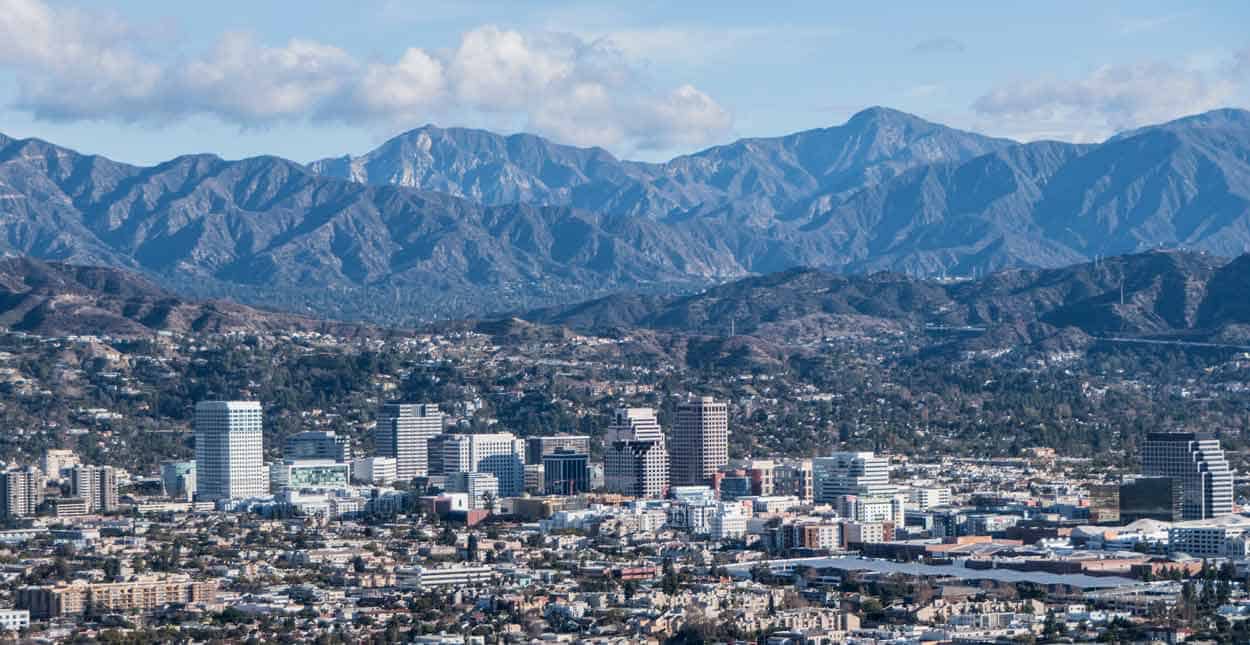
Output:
(177, 34), (359, 124)
(0, 0), (731, 153)
(333, 48), (446, 122)
(449, 26), (574, 110)
(972, 61), (1240, 142)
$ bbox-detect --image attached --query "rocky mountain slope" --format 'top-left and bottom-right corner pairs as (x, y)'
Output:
(1, 109), (1249, 323)
(310, 107), (1013, 225)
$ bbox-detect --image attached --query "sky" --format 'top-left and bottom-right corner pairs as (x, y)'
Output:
(0, 0), (1247, 166)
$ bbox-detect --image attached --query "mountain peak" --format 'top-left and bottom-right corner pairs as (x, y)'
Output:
(1158, 107), (1250, 129)
(841, 107), (952, 135)
(1108, 107), (1250, 142)
(847, 106), (928, 125)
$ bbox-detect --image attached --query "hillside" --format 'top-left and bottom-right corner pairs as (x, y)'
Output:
(0, 257), (387, 337)
(525, 250), (1250, 349)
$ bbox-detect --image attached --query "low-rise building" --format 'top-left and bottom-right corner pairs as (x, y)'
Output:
(396, 565), (495, 589)
(0, 609), (29, 631)
(18, 575), (218, 619)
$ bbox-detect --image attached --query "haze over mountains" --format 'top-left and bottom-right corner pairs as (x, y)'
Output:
(1, 107), (1250, 323)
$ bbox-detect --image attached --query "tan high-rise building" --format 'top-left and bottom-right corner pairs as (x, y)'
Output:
(671, 397), (729, 487)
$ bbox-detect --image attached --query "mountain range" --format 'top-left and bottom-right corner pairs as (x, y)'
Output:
(526, 249), (1250, 353)
(2, 107), (1250, 322)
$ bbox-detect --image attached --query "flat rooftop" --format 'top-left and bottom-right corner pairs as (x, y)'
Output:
(729, 556), (1136, 589)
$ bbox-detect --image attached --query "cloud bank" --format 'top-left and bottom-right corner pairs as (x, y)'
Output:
(0, 0), (731, 152)
(972, 58), (1244, 142)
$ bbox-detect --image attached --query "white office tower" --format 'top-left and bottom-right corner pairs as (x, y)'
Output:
(605, 408), (669, 498)
(442, 433), (526, 497)
(376, 403), (444, 482)
(195, 401), (266, 501)
(671, 397), (729, 486)
(1143, 432), (1234, 520)
(813, 451), (891, 503)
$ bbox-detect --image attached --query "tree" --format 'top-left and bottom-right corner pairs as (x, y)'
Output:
(103, 557), (123, 582)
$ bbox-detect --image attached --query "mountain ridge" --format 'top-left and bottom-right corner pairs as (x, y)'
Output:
(523, 249), (1250, 351)
(309, 106), (1016, 225)
(2, 107), (1250, 323)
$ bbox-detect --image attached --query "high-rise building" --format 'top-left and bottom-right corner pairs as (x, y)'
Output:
(284, 431), (352, 462)
(0, 468), (44, 519)
(376, 404), (444, 482)
(543, 449), (590, 495)
(1142, 432), (1233, 520)
(41, 449), (78, 483)
(194, 401), (266, 501)
(442, 432), (526, 497)
(605, 408), (669, 498)
(813, 452), (891, 503)
(426, 433), (451, 477)
(671, 397), (729, 487)
(69, 466), (118, 513)
(1119, 476), (1184, 523)
(160, 462), (196, 501)
(525, 435), (591, 465)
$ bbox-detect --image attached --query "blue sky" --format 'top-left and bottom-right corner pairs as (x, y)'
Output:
(0, 0), (1247, 165)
